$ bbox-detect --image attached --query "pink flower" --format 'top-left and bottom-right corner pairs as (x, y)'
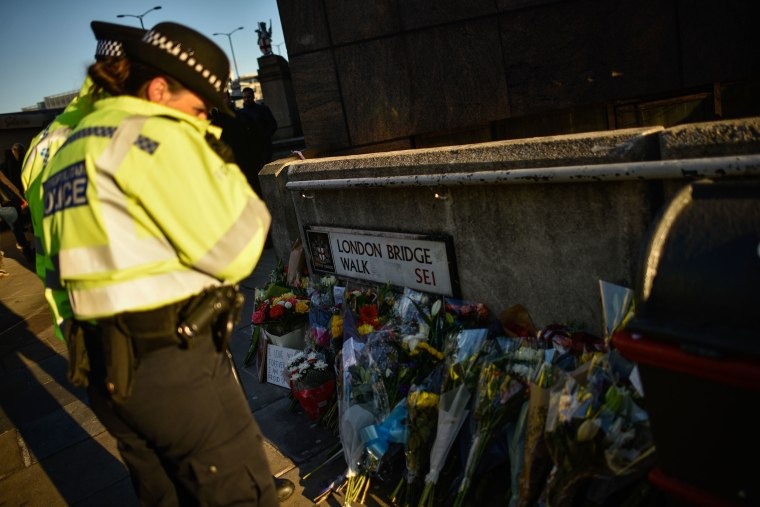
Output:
(314, 328), (330, 348)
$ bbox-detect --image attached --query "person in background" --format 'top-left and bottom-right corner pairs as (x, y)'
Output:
(240, 86), (277, 165)
(40, 21), (278, 505)
(3, 144), (26, 191)
(0, 167), (33, 262)
(211, 91), (268, 197)
(21, 21), (145, 341)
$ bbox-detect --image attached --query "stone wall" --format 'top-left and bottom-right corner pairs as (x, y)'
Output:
(259, 118), (760, 336)
(276, 0), (760, 153)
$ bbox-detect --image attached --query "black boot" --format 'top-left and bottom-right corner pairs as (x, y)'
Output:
(274, 476), (294, 501)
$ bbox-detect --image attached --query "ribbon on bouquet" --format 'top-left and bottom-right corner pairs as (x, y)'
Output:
(359, 399), (408, 460)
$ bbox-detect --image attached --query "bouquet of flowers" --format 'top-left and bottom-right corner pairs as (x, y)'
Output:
(337, 328), (382, 506)
(342, 283), (398, 342)
(540, 353), (654, 507)
(419, 326), (491, 507)
(336, 287), (434, 506)
(445, 298), (489, 329)
(307, 275), (344, 350)
(247, 290), (310, 373)
(392, 366), (444, 507)
(253, 291), (310, 338)
(286, 349), (337, 420)
(452, 354), (529, 507)
(244, 261), (310, 366)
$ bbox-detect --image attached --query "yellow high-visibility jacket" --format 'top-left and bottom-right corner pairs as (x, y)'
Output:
(22, 78), (98, 338)
(40, 95), (271, 321)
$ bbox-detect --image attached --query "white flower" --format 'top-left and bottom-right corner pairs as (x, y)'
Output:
(314, 360), (328, 370)
(307, 351), (318, 361)
(385, 368), (392, 377)
(287, 352), (305, 368)
(431, 299), (442, 317)
(403, 322), (430, 352)
(290, 372), (302, 381)
(283, 301), (293, 309)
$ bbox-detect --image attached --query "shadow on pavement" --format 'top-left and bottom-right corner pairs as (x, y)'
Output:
(0, 301), (134, 505)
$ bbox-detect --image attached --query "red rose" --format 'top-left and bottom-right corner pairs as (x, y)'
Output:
(269, 305), (285, 320)
(252, 310), (266, 324)
(359, 304), (379, 326)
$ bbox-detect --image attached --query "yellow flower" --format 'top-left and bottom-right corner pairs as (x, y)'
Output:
(295, 300), (310, 313)
(411, 341), (444, 361)
(409, 391), (440, 409)
(357, 323), (375, 336)
(332, 315), (344, 338)
(276, 293), (296, 303)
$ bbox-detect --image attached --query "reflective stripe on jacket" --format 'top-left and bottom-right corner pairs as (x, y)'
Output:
(41, 95), (271, 320)
(22, 78), (97, 338)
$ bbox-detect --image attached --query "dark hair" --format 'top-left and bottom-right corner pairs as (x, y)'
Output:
(87, 58), (185, 99)
(87, 56), (130, 98)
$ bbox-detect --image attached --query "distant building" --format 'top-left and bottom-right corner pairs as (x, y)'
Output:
(238, 73), (263, 100)
(21, 89), (78, 112)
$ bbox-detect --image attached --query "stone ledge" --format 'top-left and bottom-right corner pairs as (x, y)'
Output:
(659, 117), (760, 159)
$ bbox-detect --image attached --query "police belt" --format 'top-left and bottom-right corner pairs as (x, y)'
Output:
(86, 284), (243, 356)
(68, 285), (244, 402)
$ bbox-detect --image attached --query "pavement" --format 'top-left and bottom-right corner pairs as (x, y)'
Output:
(0, 227), (394, 506)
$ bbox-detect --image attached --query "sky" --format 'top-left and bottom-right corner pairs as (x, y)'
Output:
(0, 0), (287, 114)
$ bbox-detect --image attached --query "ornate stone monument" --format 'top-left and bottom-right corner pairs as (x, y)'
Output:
(255, 21), (301, 141)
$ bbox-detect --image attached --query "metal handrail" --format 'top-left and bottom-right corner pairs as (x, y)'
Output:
(285, 154), (760, 191)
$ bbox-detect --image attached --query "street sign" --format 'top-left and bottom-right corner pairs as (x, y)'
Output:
(303, 225), (459, 296)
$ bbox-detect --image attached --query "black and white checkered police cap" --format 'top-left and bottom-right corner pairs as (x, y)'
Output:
(90, 21), (145, 60)
(125, 22), (232, 114)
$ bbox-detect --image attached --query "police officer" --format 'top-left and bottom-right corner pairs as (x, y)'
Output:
(41, 22), (278, 505)
(21, 21), (144, 341)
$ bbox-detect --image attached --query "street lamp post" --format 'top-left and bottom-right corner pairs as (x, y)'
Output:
(213, 27), (244, 92)
(116, 5), (162, 29)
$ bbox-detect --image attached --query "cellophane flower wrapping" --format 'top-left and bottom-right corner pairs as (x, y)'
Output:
(340, 328), (374, 478)
(493, 320), (609, 507)
(540, 352), (655, 507)
(418, 323), (491, 507)
(338, 284), (398, 505)
(397, 366), (444, 507)
(307, 275), (343, 351)
(452, 353), (529, 507)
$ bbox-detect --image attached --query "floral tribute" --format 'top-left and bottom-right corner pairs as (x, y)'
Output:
(252, 291), (310, 337)
(244, 260), (309, 366)
(286, 349), (336, 420)
(246, 264), (656, 507)
(306, 275), (344, 350)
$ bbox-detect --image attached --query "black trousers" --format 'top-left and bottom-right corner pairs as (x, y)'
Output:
(84, 320), (278, 506)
